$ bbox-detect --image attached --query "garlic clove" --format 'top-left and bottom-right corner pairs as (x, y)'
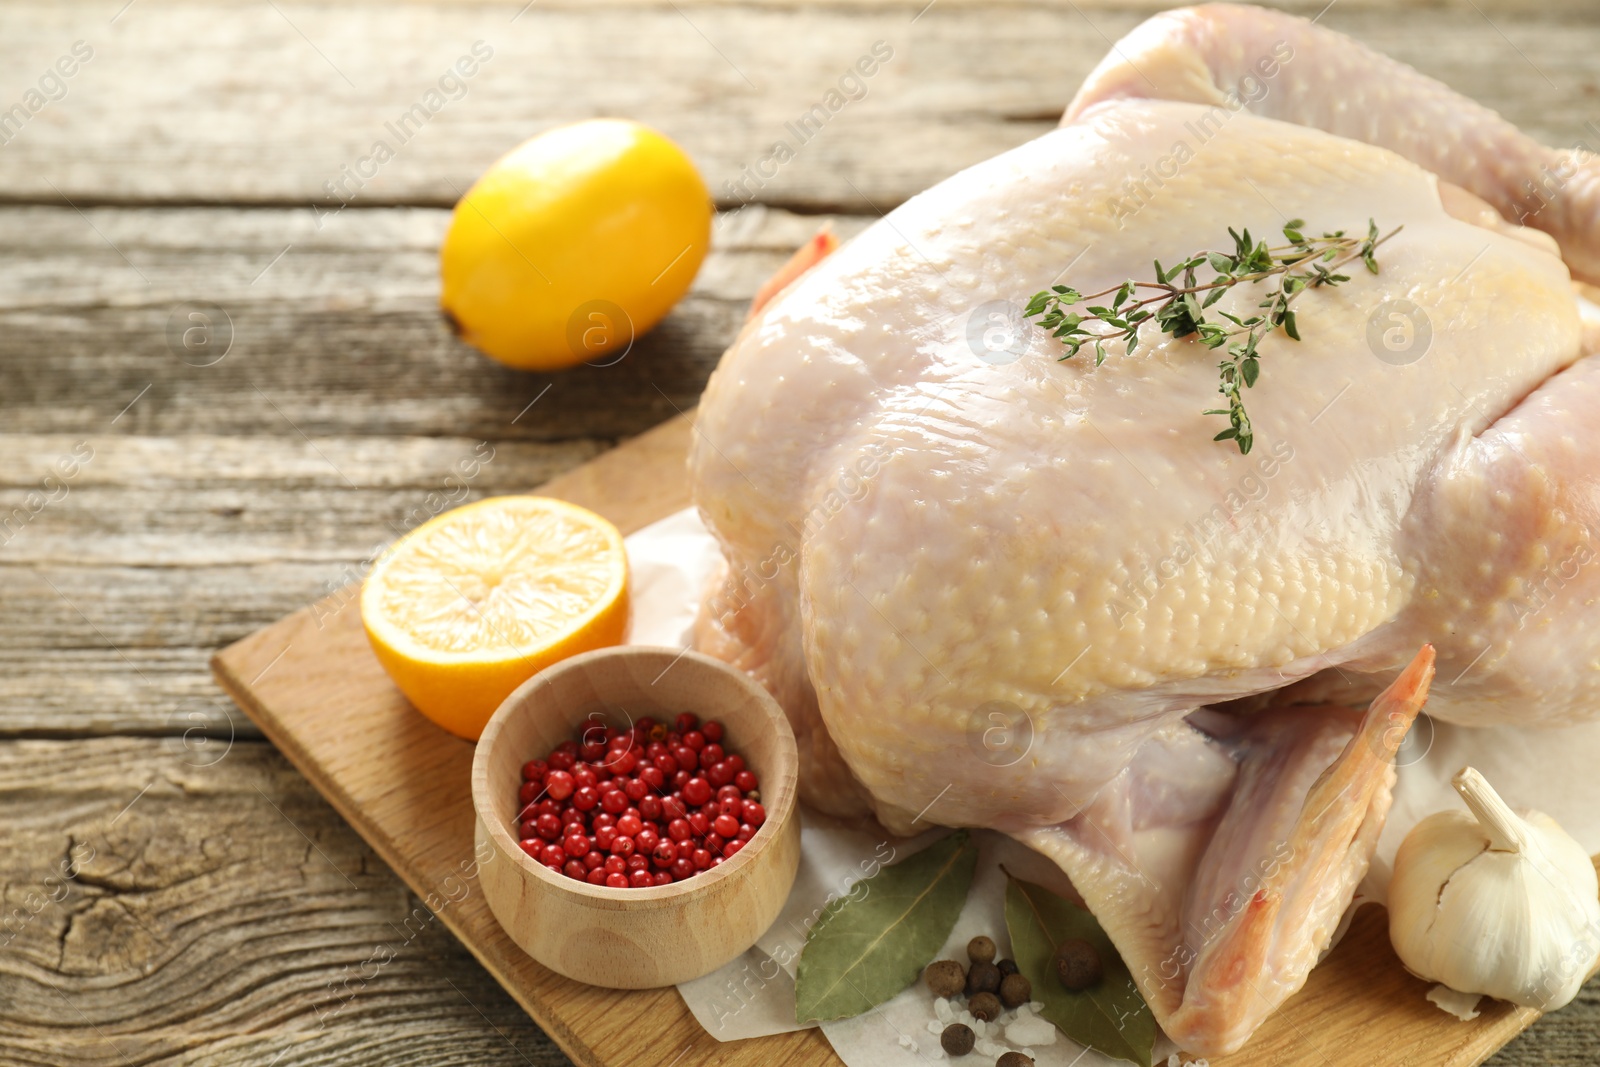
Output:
(1425, 985), (1482, 1021)
(1454, 766), (1533, 854)
(1387, 766), (1600, 1012)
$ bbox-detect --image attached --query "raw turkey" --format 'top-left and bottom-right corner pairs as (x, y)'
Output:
(690, 3), (1600, 1054)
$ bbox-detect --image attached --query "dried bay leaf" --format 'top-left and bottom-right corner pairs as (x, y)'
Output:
(794, 829), (979, 1022)
(1003, 869), (1156, 1067)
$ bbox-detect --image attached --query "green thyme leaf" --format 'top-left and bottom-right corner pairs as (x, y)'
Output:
(1241, 356), (1260, 387)
(1022, 219), (1400, 453)
(794, 830), (979, 1023)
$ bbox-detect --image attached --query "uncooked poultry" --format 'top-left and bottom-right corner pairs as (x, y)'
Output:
(690, 3), (1600, 1055)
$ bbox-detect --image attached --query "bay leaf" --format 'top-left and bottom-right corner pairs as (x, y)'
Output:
(794, 829), (978, 1022)
(1003, 869), (1156, 1067)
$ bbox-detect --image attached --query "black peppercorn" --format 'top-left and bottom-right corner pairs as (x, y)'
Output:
(996, 957), (1020, 978)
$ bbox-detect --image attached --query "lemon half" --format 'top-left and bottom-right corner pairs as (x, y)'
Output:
(361, 496), (629, 740)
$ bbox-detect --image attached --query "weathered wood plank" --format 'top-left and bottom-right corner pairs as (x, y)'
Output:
(0, 432), (603, 732)
(0, 418), (695, 735)
(206, 404), (1600, 1067)
(2, 736), (1597, 1067)
(0, 660), (260, 746)
(0, 433), (602, 490)
(3, 570), (1594, 1066)
(0, 437), (606, 564)
(2, 2), (1596, 208)
(5, 2), (1600, 1063)
(0, 737), (568, 1066)
(0, 205), (858, 439)
(0, 420), (699, 734)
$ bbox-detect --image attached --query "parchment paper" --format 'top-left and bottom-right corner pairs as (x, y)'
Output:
(621, 507), (1600, 1065)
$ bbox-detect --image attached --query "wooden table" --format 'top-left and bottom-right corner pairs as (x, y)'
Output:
(4, 1), (1598, 1063)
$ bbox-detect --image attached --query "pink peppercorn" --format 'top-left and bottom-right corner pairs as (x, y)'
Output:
(514, 714), (764, 889)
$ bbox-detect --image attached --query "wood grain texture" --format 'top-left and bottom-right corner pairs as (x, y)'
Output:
(6, 0), (1600, 1062)
(473, 647), (801, 989)
(0, 433), (604, 737)
(0, 736), (566, 1066)
(211, 570), (840, 1067)
(0, 200), (812, 736)
(2, 1), (1597, 208)
(0, 205), (859, 440)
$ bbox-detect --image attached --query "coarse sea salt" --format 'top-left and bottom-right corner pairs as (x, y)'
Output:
(927, 1020), (943, 1035)
(898, 1035), (917, 1052)
(1004, 1014), (1057, 1047)
(935, 997), (954, 1023)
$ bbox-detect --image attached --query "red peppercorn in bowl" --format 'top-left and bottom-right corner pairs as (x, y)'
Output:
(472, 645), (801, 989)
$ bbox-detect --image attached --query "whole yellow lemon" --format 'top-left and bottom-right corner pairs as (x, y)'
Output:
(440, 119), (711, 371)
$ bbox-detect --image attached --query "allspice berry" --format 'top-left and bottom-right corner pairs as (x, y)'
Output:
(997, 1053), (1035, 1067)
(924, 959), (967, 999)
(999, 971), (1033, 1008)
(968, 991), (1002, 1022)
(940, 1022), (976, 1057)
(967, 935), (997, 964)
(996, 957), (1020, 978)
(1053, 937), (1104, 991)
(965, 959), (1001, 996)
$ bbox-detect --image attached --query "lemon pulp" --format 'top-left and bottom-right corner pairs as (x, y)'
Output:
(361, 496), (629, 740)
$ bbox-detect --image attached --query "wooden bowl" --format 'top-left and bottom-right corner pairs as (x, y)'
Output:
(472, 645), (801, 989)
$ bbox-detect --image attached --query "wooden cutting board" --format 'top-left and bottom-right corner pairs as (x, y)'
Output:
(212, 411), (1558, 1067)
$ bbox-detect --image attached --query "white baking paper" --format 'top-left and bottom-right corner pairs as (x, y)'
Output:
(621, 506), (1600, 1063)
(621, 507), (726, 648)
(1372, 717), (1600, 897)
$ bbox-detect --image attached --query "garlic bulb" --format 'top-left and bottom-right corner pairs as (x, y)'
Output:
(1388, 766), (1600, 1011)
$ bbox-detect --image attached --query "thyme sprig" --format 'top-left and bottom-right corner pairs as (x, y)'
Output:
(1024, 219), (1400, 455)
